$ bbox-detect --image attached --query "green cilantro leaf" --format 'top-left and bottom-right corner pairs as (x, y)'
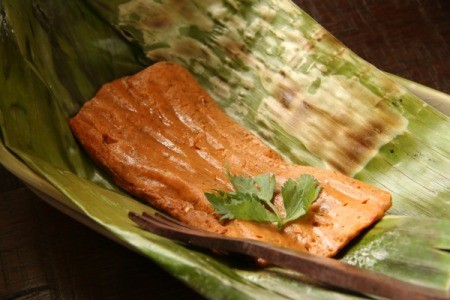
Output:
(205, 192), (278, 222)
(282, 174), (322, 224)
(205, 172), (321, 231)
(226, 170), (275, 202)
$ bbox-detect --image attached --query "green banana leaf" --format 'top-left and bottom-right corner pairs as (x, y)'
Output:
(1, 0), (449, 299)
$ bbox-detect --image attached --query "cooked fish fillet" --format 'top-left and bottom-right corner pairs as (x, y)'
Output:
(69, 62), (391, 257)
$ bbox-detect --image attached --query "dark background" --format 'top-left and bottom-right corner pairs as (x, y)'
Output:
(1, 1), (449, 299)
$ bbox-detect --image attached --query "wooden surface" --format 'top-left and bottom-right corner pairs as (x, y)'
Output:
(1, 1), (449, 299)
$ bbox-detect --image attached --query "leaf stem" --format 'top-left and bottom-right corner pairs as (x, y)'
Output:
(265, 201), (284, 231)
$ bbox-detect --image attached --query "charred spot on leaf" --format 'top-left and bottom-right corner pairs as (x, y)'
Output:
(279, 91), (295, 109)
(322, 33), (345, 48)
(329, 149), (363, 174)
(313, 31), (326, 42)
(145, 15), (172, 29)
(343, 150), (360, 167)
(150, 51), (172, 62)
(352, 131), (376, 151)
(304, 42), (315, 52)
(351, 120), (387, 150)
(302, 101), (311, 109)
(175, 39), (206, 58)
(167, 0), (198, 20)
(327, 158), (348, 175)
(370, 120), (386, 135)
(225, 40), (247, 57)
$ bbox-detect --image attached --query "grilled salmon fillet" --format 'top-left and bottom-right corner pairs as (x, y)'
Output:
(69, 62), (391, 257)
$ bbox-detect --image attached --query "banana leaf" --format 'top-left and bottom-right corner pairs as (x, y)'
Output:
(1, 0), (449, 299)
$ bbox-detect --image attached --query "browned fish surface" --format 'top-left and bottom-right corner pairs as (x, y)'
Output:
(69, 62), (391, 257)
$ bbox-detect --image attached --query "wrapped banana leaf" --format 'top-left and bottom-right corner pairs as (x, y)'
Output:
(1, 0), (449, 299)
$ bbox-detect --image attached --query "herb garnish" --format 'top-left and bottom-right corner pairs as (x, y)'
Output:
(205, 171), (322, 231)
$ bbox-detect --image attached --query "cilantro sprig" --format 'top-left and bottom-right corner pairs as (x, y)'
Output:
(205, 171), (322, 231)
